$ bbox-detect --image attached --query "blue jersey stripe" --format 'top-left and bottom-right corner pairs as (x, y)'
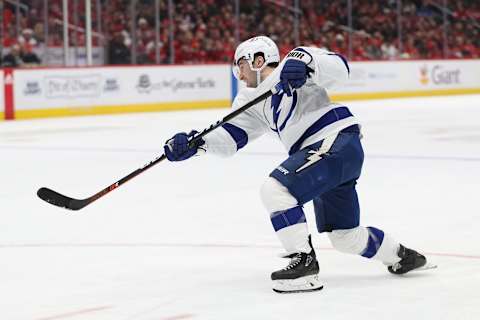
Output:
(278, 91), (297, 132)
(288, 107), (353, 155)
(271, 93), (283, 132)
(222, 123), (248, 150)
(328, 53), (350, 74)
(271, 91), (298, 133)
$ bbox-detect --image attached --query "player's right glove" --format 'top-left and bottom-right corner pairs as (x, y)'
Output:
(279, 59), (313, 96)
(164, 130), (205, 161)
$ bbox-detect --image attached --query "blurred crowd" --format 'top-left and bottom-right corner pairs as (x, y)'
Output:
(1, 0), (479, 67)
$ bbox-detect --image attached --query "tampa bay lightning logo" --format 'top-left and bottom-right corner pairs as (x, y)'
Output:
(270, 91), (297, 133)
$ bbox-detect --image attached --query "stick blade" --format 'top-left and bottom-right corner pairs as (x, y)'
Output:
(37, 187), (87, 211)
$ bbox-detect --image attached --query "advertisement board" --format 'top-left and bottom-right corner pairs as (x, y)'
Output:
(13, 64), (232, 118)
(330, 59), (480, 98)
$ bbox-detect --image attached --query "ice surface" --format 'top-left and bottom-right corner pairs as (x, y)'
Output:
(1, 95), (479, 320)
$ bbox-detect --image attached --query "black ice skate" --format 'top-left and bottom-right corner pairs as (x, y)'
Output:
(271, 237), (323, 293)
(388, 244), (429, 275)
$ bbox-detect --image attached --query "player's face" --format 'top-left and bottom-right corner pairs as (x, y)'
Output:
(237, 58), (257, 87)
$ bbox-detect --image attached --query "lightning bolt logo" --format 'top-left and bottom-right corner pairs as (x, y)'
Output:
(296, 148), (325, 173)
(271, 91), (297, 133)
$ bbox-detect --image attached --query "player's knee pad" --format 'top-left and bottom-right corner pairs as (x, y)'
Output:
(260, 177), (298, 213)
(328, 226), (369, 255)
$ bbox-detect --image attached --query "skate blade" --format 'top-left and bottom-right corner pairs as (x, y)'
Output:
(272, 274), (324, 294)
(393, 262), (438, 275)
(413, 262), (438, 272)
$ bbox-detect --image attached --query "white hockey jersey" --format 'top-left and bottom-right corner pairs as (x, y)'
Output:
(204, 47), (359, 157)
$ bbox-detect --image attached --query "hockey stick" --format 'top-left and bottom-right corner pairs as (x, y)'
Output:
(37, 89), (274, 211)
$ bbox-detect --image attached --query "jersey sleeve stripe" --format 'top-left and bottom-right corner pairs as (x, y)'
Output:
(328, 53), (350, 74)
(221, 123), (249, 151)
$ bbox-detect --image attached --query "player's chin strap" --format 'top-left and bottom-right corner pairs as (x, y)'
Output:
(249, 60), (268, 87)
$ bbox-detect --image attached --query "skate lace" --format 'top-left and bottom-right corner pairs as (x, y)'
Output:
(284, 253), (302, 270)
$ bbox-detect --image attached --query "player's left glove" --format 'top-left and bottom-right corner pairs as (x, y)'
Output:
(164, 130), (205, 161)
(279, 59), (313, 96)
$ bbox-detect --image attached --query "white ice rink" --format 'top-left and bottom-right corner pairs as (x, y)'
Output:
(1, 95), (480, 320)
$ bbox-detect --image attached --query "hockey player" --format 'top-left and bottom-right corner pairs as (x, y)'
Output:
(163, 36), (429, 293)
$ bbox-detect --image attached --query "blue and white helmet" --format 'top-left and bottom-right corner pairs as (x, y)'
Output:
(232, 36), (280, 81)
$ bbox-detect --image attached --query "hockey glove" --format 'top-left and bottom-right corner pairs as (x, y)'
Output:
(279, 59), (313, 96)
(164, 130), (205, 161)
